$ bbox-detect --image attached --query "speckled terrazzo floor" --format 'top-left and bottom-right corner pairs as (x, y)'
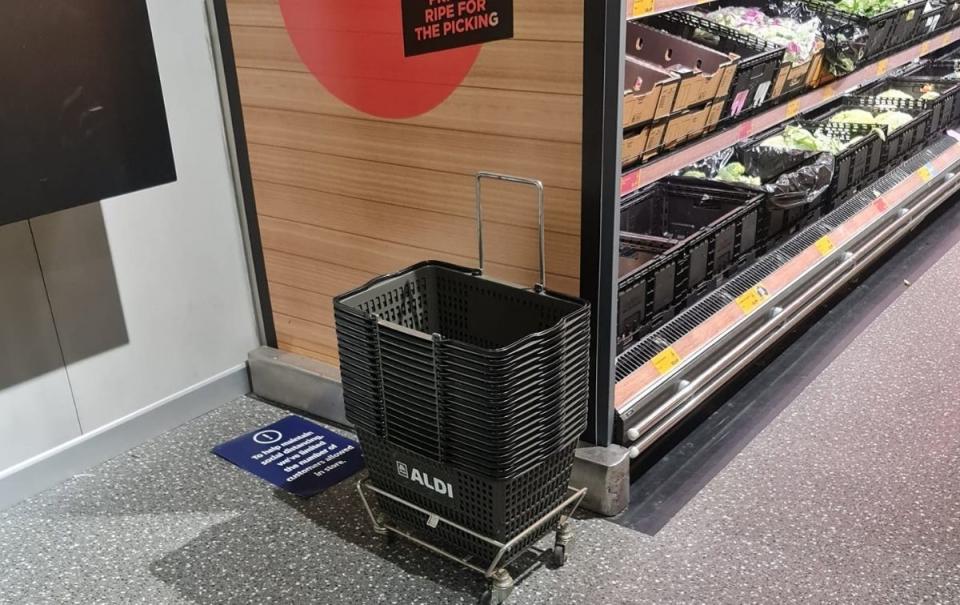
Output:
(2, 246), (960, 604)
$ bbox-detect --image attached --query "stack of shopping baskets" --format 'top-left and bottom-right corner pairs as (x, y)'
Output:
(334, 173), (591, 570)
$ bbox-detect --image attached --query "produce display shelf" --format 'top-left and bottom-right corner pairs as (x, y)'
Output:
(613, 132), (960, 456)
(620, 26), (960, 198)
(627, 0), (711, 20)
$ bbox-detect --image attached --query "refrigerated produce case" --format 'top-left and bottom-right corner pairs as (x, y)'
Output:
(578, 1), (960, 480)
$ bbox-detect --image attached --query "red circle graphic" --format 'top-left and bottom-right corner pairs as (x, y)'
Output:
(278, 0), (482, 119)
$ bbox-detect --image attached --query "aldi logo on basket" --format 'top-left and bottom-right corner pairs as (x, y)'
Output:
(397, 460), (454, 498)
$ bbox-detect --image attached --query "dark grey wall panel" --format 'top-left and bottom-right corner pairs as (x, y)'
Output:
(0, 0), (176, 226)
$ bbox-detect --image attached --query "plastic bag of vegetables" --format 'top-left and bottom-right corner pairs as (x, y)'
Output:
(677, 134), (835, 210)
(742, 139), (836, 209)
(765, 0), (868, 75)
(700, 6), (822, 65)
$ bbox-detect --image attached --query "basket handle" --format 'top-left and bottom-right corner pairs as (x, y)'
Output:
(475, 171), (547, 290)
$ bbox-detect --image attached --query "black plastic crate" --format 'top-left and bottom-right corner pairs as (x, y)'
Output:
(360, 429), (577, 562)
(933, 0), (960, 30)
(810, 100), (931, 171)
(698, 0), (827, 98)
(771, 119), (885, 205)
(899, 61), (960, 125)
(645, 11), (785, 120)
(851, 78), (960, 136)
(803, 0), (925, 60)
(677, 127), (838, 237)
(616, 179), (763, 352)
(763, 204), (817, 249)
(919, 0), (948, 36)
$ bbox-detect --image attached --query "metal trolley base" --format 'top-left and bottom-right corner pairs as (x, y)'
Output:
(357, 478), (587, 605)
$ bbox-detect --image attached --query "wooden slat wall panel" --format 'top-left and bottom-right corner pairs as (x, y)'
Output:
(259, 216), (580, 294)
(227, 0), (585, 43)
(244, 107), (582, 189)
(249, 144), (582, 235)
(231, 26), (583, 96)
(237, 68), (582, 143)
(227, 0), (584, 363)
(254, 180), (580, 278)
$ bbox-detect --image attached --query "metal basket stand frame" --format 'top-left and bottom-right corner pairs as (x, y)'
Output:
(357, 478), (587, 605)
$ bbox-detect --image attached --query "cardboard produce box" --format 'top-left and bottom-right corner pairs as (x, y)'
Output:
(770, 41), (824, 99)
(626, 21), (738, 112)
(661, 105), (711, 150)
(624, 57), (680, 128)
(623, 127), (649, 165)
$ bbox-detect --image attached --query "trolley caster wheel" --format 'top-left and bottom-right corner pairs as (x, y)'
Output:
(373, 514), (394, 544)
(480, 570), (514, 605)
(551, 544), (567, 567)
(551, 521), (573, 567)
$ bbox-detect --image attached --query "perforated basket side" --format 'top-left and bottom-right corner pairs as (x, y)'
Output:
(360, 430), (578, 558)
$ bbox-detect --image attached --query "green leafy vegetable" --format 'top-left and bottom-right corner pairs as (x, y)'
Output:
(760, 134), (788, 149)
(715, 162), (761, 186)
(877, 89), (914, 100)
(830, 109), (876, 124)
(682, 170), (708, 178)
(873, 110), (914, 131)
(758, 125), (850, 153)
(835, 0), (909, 17)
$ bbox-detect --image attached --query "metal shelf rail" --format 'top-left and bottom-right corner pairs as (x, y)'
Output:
(621, 27), (960, 198)
(614, 132), (960, 455)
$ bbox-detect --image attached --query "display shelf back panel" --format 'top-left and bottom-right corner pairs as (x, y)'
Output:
(226, 0), (585, 364)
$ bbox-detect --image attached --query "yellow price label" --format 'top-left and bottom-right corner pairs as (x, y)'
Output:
(921, 41), (931, 55)
(631, 0), (655, 17)
(942, 33), (952, 48)
(876, 59), (889, 76)
(821, 84), (836, 100)
(735, 285), (769, 315)
(815, 236), (835, 256)
(785, 99), (801, 118)
(651, 347), (682, 375)
(918, 165), (933, 182)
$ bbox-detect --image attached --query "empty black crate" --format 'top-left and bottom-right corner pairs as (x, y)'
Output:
(617, 179), (763, 352)
(851, 78), (960, 135)
(645, 11), (785, 120)
(803, 0), (924, 60)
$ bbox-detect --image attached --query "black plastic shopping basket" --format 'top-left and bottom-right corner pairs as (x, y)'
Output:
(334, 173), (591, 566)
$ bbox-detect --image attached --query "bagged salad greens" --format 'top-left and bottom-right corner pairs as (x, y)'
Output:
(767, 0), (868, 75)
(701, 6), (822, 64)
